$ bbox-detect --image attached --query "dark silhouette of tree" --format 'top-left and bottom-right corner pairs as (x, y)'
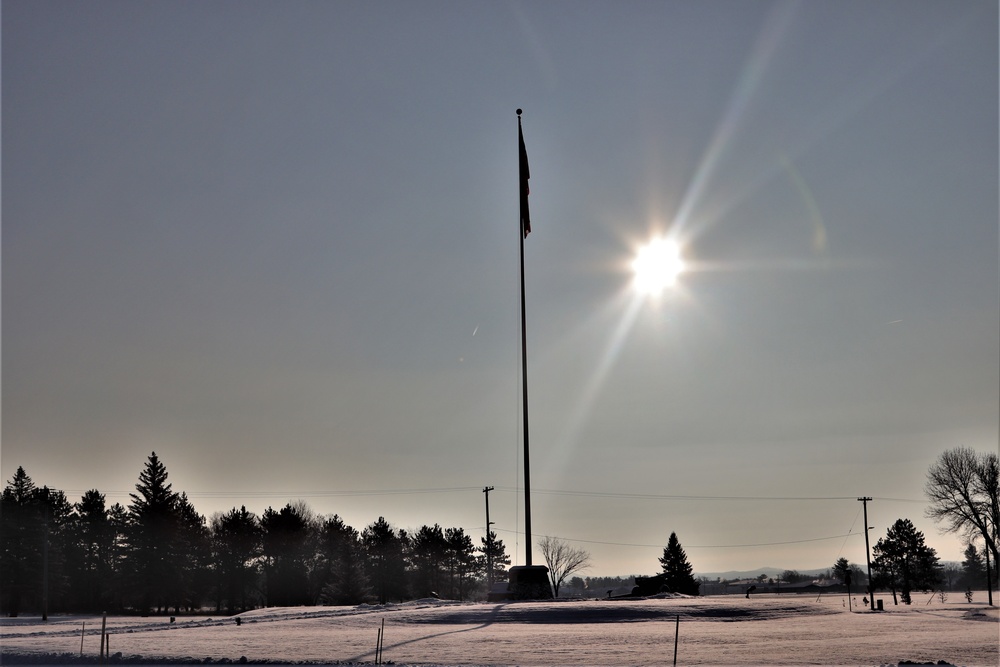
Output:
(315, 515), (368, 605)
(444, 527), (478, 600)
(261, 502), (313, 606)
(833, 558), (851, 586)
(659, 532), (700, 595)
(410, 524), (448, 598)
(959, 542), (987, 591)
(175, 493), (211, 612)
(779, 569), (804, 584)
(362, 517), (408, 604)
(1, 467), (39, 615)
(211, 506), (262, 613)
(872, 518), (941, 605)
(832, 557), (855, 605)
(539, 535), (590, 597)
(479, 531), (510, 589)
(106, 502), (130, 611)
(128, 452), (182, 614)
(925, 447), (999, 568)
(36, 486), (73, 615)
(1, 469), (73, 616)
(67, 490), (115, 611)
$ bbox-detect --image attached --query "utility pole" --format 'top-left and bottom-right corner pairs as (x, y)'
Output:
(858, 497), (874, 611)
(483, 486), (495, 588)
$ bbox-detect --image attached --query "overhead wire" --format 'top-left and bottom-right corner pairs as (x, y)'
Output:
(62, 485), (924, 503)
(491, 526), (863, 550)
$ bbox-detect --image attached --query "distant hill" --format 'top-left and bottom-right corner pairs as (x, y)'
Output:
(693, 561), (962, 582)
(693, 567), (828, 581)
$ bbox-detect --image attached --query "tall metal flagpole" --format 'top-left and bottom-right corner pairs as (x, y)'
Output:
(507, 109), (551, 599)
(517, 108), (533, 567)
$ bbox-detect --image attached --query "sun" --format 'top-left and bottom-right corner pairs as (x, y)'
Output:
(632, 237), (685, 295)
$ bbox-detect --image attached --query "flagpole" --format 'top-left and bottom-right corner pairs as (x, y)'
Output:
(507, 109), (550, 598)
(517, 109), (533, 568)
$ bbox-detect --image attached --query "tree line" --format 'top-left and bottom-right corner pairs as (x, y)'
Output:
(1, 452), (510, 616)
(3, 446), (995, 614)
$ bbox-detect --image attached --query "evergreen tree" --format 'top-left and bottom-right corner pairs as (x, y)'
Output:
(68, 490), (115, 611)
(959, 542), (987, 591)
(211, 506), (262, 613)
(175, 493), (211, 612)
(833, 558), (852, 587)
(34, 486), (74, 615)
(1, 467), (38, 615)
(127, 452), (182, 613)
(659, 532), (700, 596)
(1, 470), (73, 615)
(315, 515), (369, 605)
(362, 517), (408, 604)
(479, 531), (511, 590)
(444, 527), (478, 600)
(410, 524), (448, 598)
(261, 502), (314, 607)
(872, 518), (941, 604)
(106, 502), (130, 612)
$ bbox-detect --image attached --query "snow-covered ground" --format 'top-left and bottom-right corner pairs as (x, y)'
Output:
(2, 592), (997, 666)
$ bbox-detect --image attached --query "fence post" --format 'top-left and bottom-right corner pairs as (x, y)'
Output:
(673, 615), (680, 666)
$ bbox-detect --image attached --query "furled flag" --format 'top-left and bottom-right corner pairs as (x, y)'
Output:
(518, 112), (531, 238)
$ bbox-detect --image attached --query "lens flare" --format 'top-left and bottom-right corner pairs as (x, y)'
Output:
(632, 237), (685, 295)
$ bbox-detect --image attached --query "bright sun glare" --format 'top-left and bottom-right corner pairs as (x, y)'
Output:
(632, 237), (685, 295)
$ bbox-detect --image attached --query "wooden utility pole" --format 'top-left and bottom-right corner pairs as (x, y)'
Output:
(858, 497), (874, 611)
(483, 486), (495, 587)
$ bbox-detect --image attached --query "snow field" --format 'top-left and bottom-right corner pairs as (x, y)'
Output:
(2, 593), (997, 666)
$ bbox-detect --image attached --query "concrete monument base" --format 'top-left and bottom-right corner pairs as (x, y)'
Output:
(504, 565), (553, 600)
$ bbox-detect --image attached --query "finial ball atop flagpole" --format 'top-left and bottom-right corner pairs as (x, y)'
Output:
(516, 108), (522, 116)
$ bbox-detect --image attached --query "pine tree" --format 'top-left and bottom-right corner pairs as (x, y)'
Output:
(128, 452), (181, 613)
(872, 518), (941, 604)
(659, 532), (700, 596)
(211, 505), (262, 613)
(1, 470), (73, 615)
(261, 502), (313, 606)
(315, 515), (368, 606)
(211, 506), (261, 614)
(106, 503), (130, 611)
(444, 527), (478, 601)
(175, 492), (211, 612)
(69, 490), (115, 611)
(1, 467), (40, 615)
(479, 531), (511, 590)
(410, 524), (448, 598)
(959, 542), (987, 591)
(362, 517), (408, 604)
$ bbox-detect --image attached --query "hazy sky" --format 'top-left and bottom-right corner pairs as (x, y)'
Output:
(3, 1), (997, 577)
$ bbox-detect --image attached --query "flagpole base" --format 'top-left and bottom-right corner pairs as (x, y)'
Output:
(504, 565), (553, 600)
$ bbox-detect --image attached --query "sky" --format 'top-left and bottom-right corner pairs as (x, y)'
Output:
(3, 1), (997, 578)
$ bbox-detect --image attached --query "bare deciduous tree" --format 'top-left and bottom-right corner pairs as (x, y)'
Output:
(538, 535), (591, 597)
(925, 447), (999, 567)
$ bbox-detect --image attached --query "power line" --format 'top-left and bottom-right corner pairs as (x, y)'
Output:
(59, 485), (924, 504)
(492, 526), (863, 550)
(496, 487), (924, 504)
